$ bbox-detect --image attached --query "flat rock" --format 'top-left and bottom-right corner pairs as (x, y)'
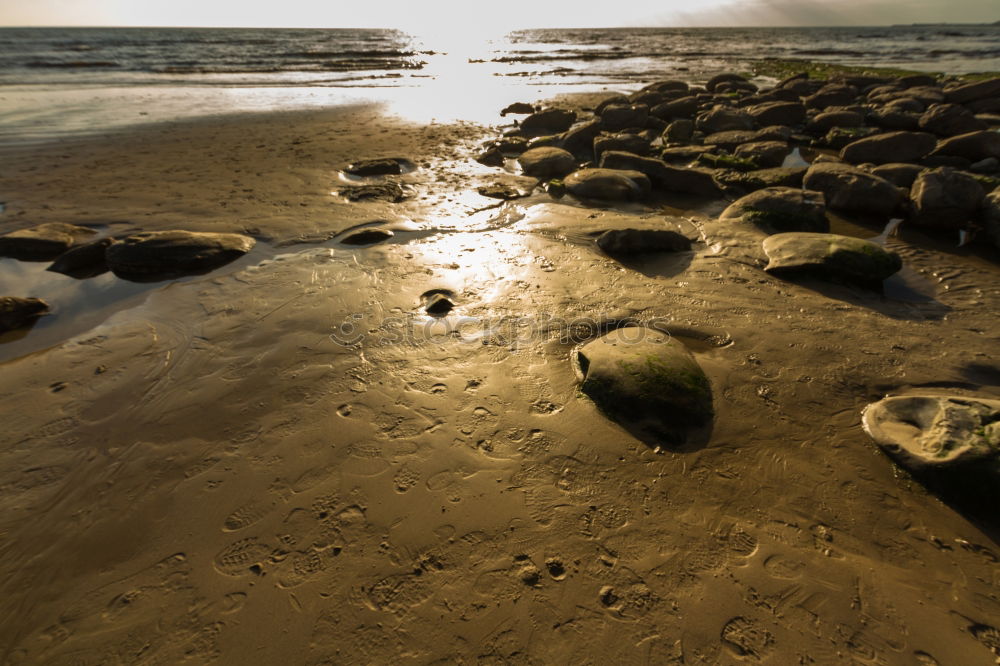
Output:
(0, 223), (97, 261)
(931, 130), (1000, 163)
(517, 147), (577, 179)
(0, 296), (49, 333)
(565, 168), (651, 201)
(763, 232), (902, 285)
(577, 327), (712, 446)
(721, 187), (828, 233)
(596, 229), (692, 254)
(106, 230), (256, 279)
(802, 162), (903, 217)
(714, 166), (807, 192)
(840, 131), (937, 165)
(344, 158), (409, 176)
(337, 182), (406, 202)
(599, 151), (721, 197)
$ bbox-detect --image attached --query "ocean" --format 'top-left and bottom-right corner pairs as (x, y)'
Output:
(0, 25), (998, 142)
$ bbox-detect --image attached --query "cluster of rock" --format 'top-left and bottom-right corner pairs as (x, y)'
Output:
(0, 225), (255, 333)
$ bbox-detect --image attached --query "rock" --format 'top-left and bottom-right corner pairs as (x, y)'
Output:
(714, 167), (807, 192)
(909, 167), (984, 230)
(804, 84), (858, 109)
(871, 163), (924, 189)
(900, 74), (938, 88)
(475, 145), (505, 167)
(763, 232), (902, 285)
(577, 327), (713, 446)
(106, 230), (256, 279)
(424, 293), (454, 316)
(734, 141), (790, 169)
(698, 153), (758, 172)
(564, 168), (651, 201)
(930, 130), (1000, 162)
(721, 187), (828, 233)
(496, 136), (529, 154)
(706, 73), (749, 92)
(944, 78), (1000, 104)
(894, 86), (945, 106)
(702, 130), (759, 151)
(0, 296), (49, 333)
(884, 97), (926, 113)
(477, 182), (529, 200)
(596, 229), (692, 255)
(340, 229), (393, 245)
(868, 109), (921, 131)
(344, 158), (408, 176)
(527, 134), (563, 150)
(971, 157), (999, 174)
(918, 104), (988, 137)
(517, 147), (577, 179)
(642, 80), (689, 94)
(0, 223), (96, 261)
(599, 151), (721, 197)
(982, 190), (1000, 250)
(593, 133), (651, 160)
(746, 101), (806, 127)
(337, 182), (406, 202)
(921, 154), (972, 170)
(561, 119), (603, 159)
(839, 131), (937, 165)
(862, 395), (1000, 494)
(660, 146), (710, 163)
(520, 108), (576, 135)
(501, 102), (535, 116)
(715, 80), (758, 95)
(803, 162), (904, 217)
(47, 237), (114, 278)
(650, 96), (700, 121)
(663, 119), (694, 143)
(807, 110), (864, 133)
(696, 107), (754, 133)
(600, 104), (648, 131)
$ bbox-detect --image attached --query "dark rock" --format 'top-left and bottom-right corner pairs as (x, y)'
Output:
(475, 145), (505, 167)
(660, 146), (709, 163)
(746, 101), (806, 127)
(47, 237), (113, 277)
(807, 110), (864, 133)
(0, 223), (96, 261)
(344, 158), (408, 176)
(823, 127), (880, 150)
(0, 297), (49, 333)
(517, 147), (577, 179)
(868, 109), (921, 131)
(840, 131), (937, 165)
(593, 133), (651, 160)
(931, 130), (1000, 162)
(650, 96), (700, 121)
(496, 136), (529, 154)
(565, 168), (651, 201)
(577, 327), (712, 446)
(642, 80), (689, 94)
(721, 187), (828, 233)
(600, 151), (721, 197)
(477, 182), (530, 200)
(424, 293), (454, 316)
(884, 97), (926, 113)
(921, 154), (972, 169)
(734, 141), (790, 169)
(898, 86), (946, 106)
(715, 80), (758, 95)
(763, 232), (902, 284)
(106, 230), (256, 279)
(871, 163), (924, 189)
(919, 104), (988, 137)
(804, 84), (859, 109)
(596, 229), (692, 254)
(600, 104), (648, 132)
(663, 119), (694, 143)
(968, 97), (1000, 114)
(501, 102), (535, 116)
(337, 182), (406, 202)
(561, 119), (603, 160)
(595, 95), (630, 115)
(706, 73), (749, 92)
(944, 78), (1000, 104)
(520, 108), (577, 135)
(341, 229), (393, 245)
(899, 74), (938, 88)
(909, 167), (984, 230)
(703, 130), (759, 151)
(714, 167), (807, 192)
(696, 107), (754, 134)
(982, 189), (1000, 250)
(803, 162), (903, 217)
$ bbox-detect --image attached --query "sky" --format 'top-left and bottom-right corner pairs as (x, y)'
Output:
(0, 0), (996, 30)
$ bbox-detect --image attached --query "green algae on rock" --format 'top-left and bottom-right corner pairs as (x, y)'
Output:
(762, 232), (902, 285)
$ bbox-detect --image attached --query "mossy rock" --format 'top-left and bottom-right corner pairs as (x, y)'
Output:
(720, 187), (828, 233)
(698, 152), (759, 172)
(577, 328), (712, 446)
(763, 232), (902, 285)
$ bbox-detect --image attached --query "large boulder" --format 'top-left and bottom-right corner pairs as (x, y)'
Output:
(106, 230), (256, 279)
(577, 327), (712, 446)
(561, 119), (603, 159)
(518, 147), (577, 179)
(930, 130), (1000, 163)
(720, 187), (828, 233)
(0, 297), (49, 333)
(520, 108), (577, 135)
(745, 101), (806, 127)
(803, 162), (904, 217)
(734, 141), (790, 168)
(564, 168), (651, 201)
(909, 167), (984, 230)
(0, 223), (96, 261)
(695, 107), (754, 134)
(918, 104), (988, 137)
(599, 151), (721, 197)
(762, 232), (902, 285)
(839, 131), (937, 165)
(944, 78), (1000, 104)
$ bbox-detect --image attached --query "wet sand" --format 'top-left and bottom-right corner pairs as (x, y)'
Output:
(2, 100), (1000, 665)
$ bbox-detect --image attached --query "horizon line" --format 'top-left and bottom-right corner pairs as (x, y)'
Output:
(1, 21), (998, 30)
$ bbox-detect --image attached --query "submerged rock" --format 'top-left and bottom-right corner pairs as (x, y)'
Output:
(577, 327), (712, 447)
(721, 187), (828, 233)
(564, 168), (651, 201)
(596, 229), (692, 255)
(0, 296), (49, 333)
(517, 147), (577, 179)
(762, 232), (902, 285)
(106, 230), (255, 279)
(0, 223), (96, 261)
(47, 237), (114, 278)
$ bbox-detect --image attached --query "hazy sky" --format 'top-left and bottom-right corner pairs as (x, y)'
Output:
(0, 0), (996, 30)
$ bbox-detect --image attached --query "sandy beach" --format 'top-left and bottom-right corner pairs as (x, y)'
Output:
(2, 71), (1000, 666)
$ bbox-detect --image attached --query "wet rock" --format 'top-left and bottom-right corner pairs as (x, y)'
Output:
(593, 133), (651, 160)
(0, 223), (97, 261)
(803, 162), (903, 217)
(501, 102), (535, 116)
(642, 80), (689, 95)
(599, 151), (721, 197)
(477, 182), (528, 200)
(106, 230), (256, 279)
(884, 97), (926, 113)
(337, 182), (406, 202)
(696, 107), (754, 134)
(746, 102), (806, 127)
(983, 190), (1000, 250)
(930, 130), (1000, 163)
(517, 147), (577, 179)
(495, 135), (529, 155)
(944, 78), (1000, 104)
(344, 158), (408, 176)
(520, 108), (576, 135)
(909, 167), (984, 230)
(423, 292), (454, 316)
(698, 153), (758, 172)
(47, 237), (114, 278)
(892, 85), (945, 106)
(565, 168), (651, 201)
(340, 229), (393, 245)
(721, 187), (828, 233)
(871, 163), (924, 189)
(971, 157), (1000, 174)
(600, 104), (648, 132)
(762, 232), (902, 285)
(900, 74), (938, 88)
(839, 131), (937, 165)
(475, 145), (505, 167)
(823, 127), (880, 150)
(921, 154), (972, 170)
(659, 146), (710, 163)
(868, 108), (921, 132)
(561, 119), (603, 160)
(714, 167), (807, 192)
(596, 229), (692, 254)
(703, 130), (759, 151)
(595, 95), (630, 115)
(0, 296), (49, 333)
(807, 110), (864, 133)
(734, 141), (790, 169)
(804, 84), (859, 109)
(706, 73), (749, 93)
(650, 96), (700, 121)
(918, 104), (988, 137)
(663, 119), (694, 143)
(577, 327), (712, 446)
(862, 395), (1000, 494)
